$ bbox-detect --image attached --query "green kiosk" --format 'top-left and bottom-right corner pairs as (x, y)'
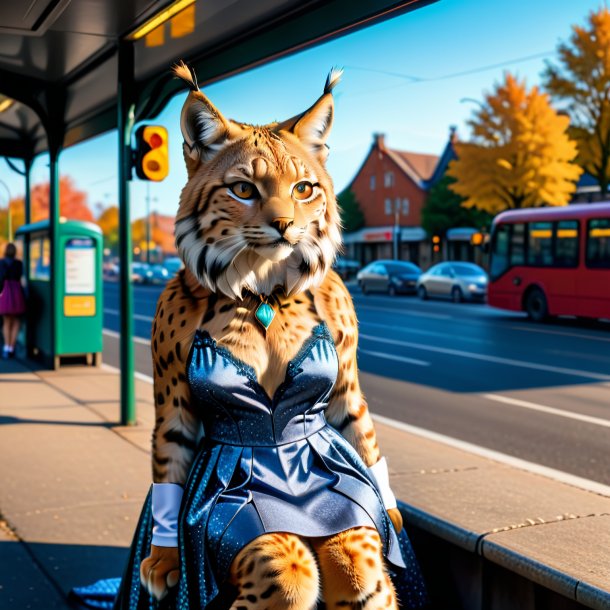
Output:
(15, 219), (103, 369)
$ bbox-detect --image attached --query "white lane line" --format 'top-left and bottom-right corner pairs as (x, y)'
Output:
(104, 308), (154, 323)
(484, 394), (610, 429)
(356, 305), (450, 320)
(359, 333), (610, 382)
(371, 413), (610, 498)
(510, 325), (610, 343)
(103, 328), (151, 347)
(101, 362), (153, 384)
(359, 349), (430, 367)
(362, 321), (492, 345)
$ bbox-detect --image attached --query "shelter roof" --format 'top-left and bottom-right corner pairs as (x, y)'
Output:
(0, 0), (437, 159)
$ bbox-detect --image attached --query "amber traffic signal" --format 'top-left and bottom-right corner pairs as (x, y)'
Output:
(134, 125), (169, 181)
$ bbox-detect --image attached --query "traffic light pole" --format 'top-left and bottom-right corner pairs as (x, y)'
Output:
(118, 41), (136, 426)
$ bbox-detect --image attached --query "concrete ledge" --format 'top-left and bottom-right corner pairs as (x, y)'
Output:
(374, 421), (610, 610)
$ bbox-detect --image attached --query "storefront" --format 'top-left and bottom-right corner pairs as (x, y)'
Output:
(343, 226), (429, 266)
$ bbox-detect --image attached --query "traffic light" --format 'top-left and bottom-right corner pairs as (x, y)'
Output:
(134, 125), (169, 181)
(471, 232), (484, 246)
(432, 235), (441, 253)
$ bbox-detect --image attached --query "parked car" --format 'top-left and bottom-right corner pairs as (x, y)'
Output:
(149, 264), (170, 284)
(132, 262), (152, 284)
(417, 262), (488, 302)
(102, 261), (119, 280)
(163, 256), (183, 276)
(357, 260), (422, 295)
(333, 257), (361, 280)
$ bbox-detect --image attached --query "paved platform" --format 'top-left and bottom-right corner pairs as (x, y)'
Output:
(1, 358), (609, 609)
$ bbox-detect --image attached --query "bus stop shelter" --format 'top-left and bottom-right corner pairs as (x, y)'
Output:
(0, 0), (435, 424)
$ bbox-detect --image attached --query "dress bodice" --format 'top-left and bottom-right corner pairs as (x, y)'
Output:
(187, 322), (339, 446)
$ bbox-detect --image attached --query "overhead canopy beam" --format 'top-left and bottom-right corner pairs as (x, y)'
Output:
(0, 0), (437, 160)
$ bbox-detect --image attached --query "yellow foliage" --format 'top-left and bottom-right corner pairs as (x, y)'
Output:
(448, 73), (582, 213)
(544, 7), (610, 194)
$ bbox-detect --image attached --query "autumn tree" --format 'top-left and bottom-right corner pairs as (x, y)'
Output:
(448, 74), (582, 214)
(4, 176), (94, 233)
(337, 188), (365, 233)
(543, 7), (610, 196)
(422, 175), (492, 236)
(97, 205), (120, 253)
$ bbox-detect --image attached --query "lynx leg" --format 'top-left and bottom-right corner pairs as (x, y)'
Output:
(312, 527), (397, 609)
(229, 533), (320, 610)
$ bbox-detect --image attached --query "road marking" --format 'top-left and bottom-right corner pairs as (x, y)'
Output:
(101, 362), (153, 384)
(362, 321), (492, 345)
(104, 308), (154, 323)
(103, 328), (151, 347)
(371, 413), (610, 498)
(359, 349), (430, 367)
(484, 394), (610, 429)
(356, 305), (450, 320)
(510, 324), (610, 343)
(359, 333), (610, 381)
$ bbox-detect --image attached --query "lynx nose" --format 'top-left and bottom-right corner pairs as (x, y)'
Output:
(271, 217), (294, 235)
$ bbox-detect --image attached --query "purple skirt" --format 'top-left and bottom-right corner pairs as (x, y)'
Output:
(0, 279), (26, 315)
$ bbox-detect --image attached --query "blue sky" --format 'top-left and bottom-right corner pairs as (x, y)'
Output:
(0, 0), (604, 221)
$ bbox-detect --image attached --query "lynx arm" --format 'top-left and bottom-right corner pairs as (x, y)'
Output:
(151, 271), (207, 484)
(142, 271), (208, 600)
(314, 270), (402, 532)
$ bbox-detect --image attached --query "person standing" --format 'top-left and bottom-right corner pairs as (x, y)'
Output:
(0, 243), (26, 359)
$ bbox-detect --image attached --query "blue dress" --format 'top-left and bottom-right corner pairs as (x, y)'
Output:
(108, 322), (426, 610)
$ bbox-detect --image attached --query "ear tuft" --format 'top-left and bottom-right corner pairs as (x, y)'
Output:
(173, 60), (199, 92)
(324, 67), (343, 95)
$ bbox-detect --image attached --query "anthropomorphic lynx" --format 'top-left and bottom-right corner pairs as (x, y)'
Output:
(113, 62), (426, 610)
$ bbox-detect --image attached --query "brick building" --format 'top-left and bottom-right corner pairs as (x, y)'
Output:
(342, 131), (456, 267)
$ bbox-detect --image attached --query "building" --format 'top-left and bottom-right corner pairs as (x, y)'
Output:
(342, 131), (456, 267)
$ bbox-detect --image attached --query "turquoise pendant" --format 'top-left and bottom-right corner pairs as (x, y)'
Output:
(255, 301), (276, 330)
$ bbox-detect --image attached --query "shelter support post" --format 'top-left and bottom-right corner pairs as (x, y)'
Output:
(118, 42), (136, 426)
(49, 146), (61, 369)
(24, 157), (31, 225)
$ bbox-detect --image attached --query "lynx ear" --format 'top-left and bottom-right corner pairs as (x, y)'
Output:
(272, 68), (342, 164)
(173, 61), (234, 165)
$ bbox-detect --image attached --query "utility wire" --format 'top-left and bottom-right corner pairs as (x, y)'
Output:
(344, 50), (555, 97)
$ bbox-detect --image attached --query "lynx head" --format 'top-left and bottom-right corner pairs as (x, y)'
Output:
(173, 61), (342, 299)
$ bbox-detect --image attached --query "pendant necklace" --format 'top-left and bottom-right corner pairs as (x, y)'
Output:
(255, 294), (276, 331)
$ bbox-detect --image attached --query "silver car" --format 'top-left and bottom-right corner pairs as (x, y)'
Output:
(417, 262), (488, 303)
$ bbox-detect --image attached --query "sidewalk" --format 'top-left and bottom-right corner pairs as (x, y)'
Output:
(1, 358), (610, 609)
(0, 358), (154, 609)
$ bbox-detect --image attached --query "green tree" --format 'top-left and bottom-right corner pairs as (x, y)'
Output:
(422, 175), (492, 236)
(543, 7), (610, 196)
(337, 189), (364, 233)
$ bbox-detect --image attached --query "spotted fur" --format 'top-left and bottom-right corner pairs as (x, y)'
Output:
(144, 64), (399, 607)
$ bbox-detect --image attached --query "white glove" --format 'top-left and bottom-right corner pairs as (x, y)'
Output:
(151, 483), (184, 547)
(367, 457), (397, 510)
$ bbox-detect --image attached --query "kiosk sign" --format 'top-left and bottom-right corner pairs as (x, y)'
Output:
(64, 237), (96, 317)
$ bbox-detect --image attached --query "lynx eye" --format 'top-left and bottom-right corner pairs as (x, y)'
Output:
(230, 182), (258, 200)
(292, 181), (314, 201)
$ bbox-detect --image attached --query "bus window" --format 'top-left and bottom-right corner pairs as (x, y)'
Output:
(510, 223), (526, 265)
(555, 220), (579, 267)
(490, 224), (510, 279)
(528, 222), (553, 266)
(586, 218), (610, 268)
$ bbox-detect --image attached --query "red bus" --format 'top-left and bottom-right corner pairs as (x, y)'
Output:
(488, 202), (610, 321)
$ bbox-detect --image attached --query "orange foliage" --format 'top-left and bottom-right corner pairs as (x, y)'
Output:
(7, 176), (94, 231)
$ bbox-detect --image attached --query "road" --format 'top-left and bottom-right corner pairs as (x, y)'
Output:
(103, 280), (610, 486)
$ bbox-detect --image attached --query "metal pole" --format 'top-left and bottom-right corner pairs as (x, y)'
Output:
(24, 158), (31, 226)
(146, 182), (151, 266)
(0, 179), (11, 241)
(393, 200), (399, 260)
(49, 146), (61, 369)
(118, 41), (136, 426)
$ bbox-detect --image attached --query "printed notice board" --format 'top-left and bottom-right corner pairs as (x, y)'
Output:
(65, 237), (95, 295)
